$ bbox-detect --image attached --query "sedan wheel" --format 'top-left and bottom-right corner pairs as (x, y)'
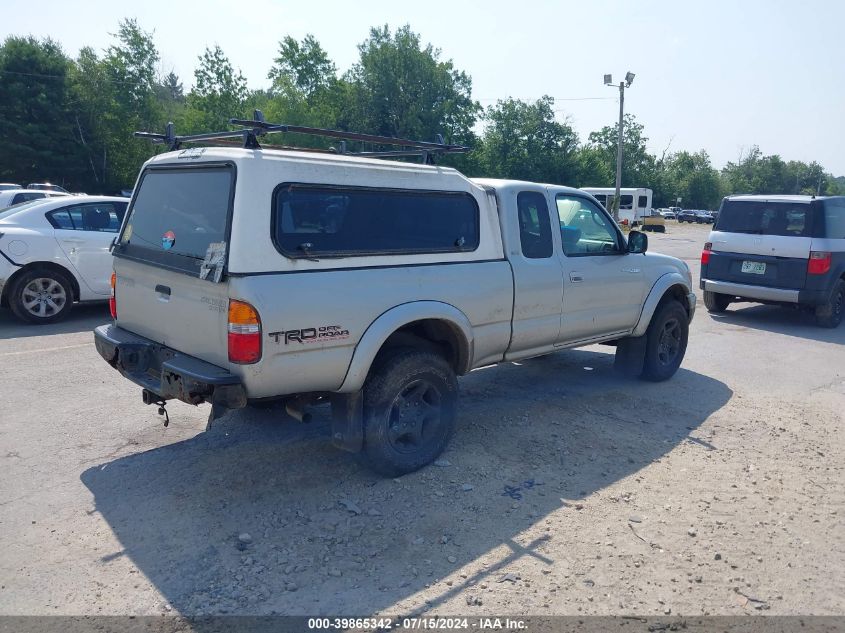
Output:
(9, 269), (74, 324)
(22, 277), (68, 318)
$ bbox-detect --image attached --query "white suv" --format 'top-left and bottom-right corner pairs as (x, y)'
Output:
(700, 195), (845, 327)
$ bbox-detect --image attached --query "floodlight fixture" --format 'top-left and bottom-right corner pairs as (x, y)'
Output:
(603, 74), (613, 86)
(625, 71), (635, 87)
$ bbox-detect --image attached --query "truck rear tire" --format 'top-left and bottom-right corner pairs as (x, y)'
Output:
(640, 299), (688, 382)
(362, 348), (458, 476)
(703, 290), (731, 313)
(815, 279), (844, 328)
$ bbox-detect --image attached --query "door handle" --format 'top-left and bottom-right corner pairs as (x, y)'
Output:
(569, 272), (584, 282)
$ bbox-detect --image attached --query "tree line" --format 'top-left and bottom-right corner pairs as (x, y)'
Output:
(1, 20), (842, 208)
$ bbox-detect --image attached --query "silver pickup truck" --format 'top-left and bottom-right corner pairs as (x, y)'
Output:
(94, 143), (696, 476)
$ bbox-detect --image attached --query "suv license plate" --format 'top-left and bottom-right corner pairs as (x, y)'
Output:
(741, 261), (766, 274)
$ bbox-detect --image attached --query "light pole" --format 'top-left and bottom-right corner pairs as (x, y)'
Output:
(604, 71), (635, 222)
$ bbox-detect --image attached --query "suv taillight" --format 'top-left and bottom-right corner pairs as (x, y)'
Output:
(808, 251), (831, 275)
(109, 272), (117, 319)
(228, 300), (261, 364)
(701, 242), (712, 265)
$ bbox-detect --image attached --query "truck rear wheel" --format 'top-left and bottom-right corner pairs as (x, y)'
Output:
(641, 299), (688, 382)
(703, 290), (731, 313)
(362, 348), (457, 476)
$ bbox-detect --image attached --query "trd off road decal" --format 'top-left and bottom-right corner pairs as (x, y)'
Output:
(269, 325), (350, 344)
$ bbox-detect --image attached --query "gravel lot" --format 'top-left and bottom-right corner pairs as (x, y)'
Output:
(0, 221), (842, 617)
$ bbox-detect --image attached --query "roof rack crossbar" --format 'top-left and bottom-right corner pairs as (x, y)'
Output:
(135, 111), (468, 163)
(229, 113), (465, 151)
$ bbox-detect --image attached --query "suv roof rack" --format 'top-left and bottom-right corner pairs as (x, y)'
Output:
(135, 110), (469, 165)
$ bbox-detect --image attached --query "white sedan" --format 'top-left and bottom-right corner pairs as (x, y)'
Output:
(0, 188), (69, 208)
(0, 196), (129, 324)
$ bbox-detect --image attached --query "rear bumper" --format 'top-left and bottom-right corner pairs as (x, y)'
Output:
(701, 279), (833, 306)
(93, 324), (247, 409)
(701, 279), (799, 303)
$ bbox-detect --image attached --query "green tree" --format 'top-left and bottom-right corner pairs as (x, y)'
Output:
(662, 150), (722, 209)
(343, 25), (480, 147)
(183, 45), (248, 132)
(71, 18), (164, 192)
(0, 36), (87, 189)
(268, 34), (336, 99)
(261, 34), (345, 144)
(104, 18), (159, 111)
(586, 114), (655, 188)
(476, 96), (577, 183)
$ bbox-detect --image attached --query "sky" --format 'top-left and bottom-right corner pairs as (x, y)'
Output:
(3, 0), (845, 175)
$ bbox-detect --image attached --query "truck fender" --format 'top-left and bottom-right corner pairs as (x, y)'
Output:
(631, 272), (693, 338)
(337, 301), (474, 394)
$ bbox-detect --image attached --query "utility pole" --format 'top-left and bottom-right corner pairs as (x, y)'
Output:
(613, 82), (624, 222)
(604, 72), (635, 222)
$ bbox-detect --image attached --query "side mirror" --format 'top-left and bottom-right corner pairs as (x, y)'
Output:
(627, 230), (648, 254)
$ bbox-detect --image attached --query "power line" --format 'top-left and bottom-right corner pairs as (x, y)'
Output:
(478, 96), (616, 102)
(0, 68), (150, 87)
(1, 70), (619, 103)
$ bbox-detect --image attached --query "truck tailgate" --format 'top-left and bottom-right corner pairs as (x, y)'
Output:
(113, 258), (230, 368)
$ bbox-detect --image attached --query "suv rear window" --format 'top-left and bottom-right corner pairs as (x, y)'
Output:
(115, 166), (234, 273)
(272, 184), (479, 258)
(823, 198), (845, 239)
(715, 200), (814, 237)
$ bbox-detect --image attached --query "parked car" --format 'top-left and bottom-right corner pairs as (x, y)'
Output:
(660, 209), (677, 220)
(0, 189), (69, 209)
(0, 195), (129, 324)
(93, 130), (696, 477)
(700, 194), (845, 327)
(0, 183), (22, 191)
(27, 183), (70, 194)
(678, 210), (712, 224)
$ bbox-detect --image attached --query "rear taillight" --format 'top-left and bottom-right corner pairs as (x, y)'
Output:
(701, 242), (712, 265)
(109, 272), (117, 319)
(228, 300), (261, 364)
(808, 251), (832, 275)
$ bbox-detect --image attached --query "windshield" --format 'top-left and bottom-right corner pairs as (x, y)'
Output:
(715, 200), (814, 237)
(118, 166), (233, 262)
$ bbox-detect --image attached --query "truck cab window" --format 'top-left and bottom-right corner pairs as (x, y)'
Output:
(516, 191), (553, 259)
(556, 195), (621, 256)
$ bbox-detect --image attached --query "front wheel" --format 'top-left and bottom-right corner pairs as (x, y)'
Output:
(362, 348), (458, 476)
(703, 290), (731, 313)
(815, 279), (844, 328)
(8, 268), (74, 324)
(641, 300), (689, 382)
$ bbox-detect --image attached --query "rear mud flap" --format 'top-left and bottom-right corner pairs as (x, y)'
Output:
(330, 392), (364, 453)
(614, 335), (647, 377)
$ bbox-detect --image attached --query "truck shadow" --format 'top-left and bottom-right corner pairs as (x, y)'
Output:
(709, 304), (844, 345)
(81, 347), (732, 618)
(0, 303), (108, 339)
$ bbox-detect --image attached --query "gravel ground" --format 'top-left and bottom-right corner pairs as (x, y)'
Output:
(0, 221), (842, 617)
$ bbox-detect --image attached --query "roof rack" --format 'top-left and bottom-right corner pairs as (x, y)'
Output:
(134, 110), (469, 164)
